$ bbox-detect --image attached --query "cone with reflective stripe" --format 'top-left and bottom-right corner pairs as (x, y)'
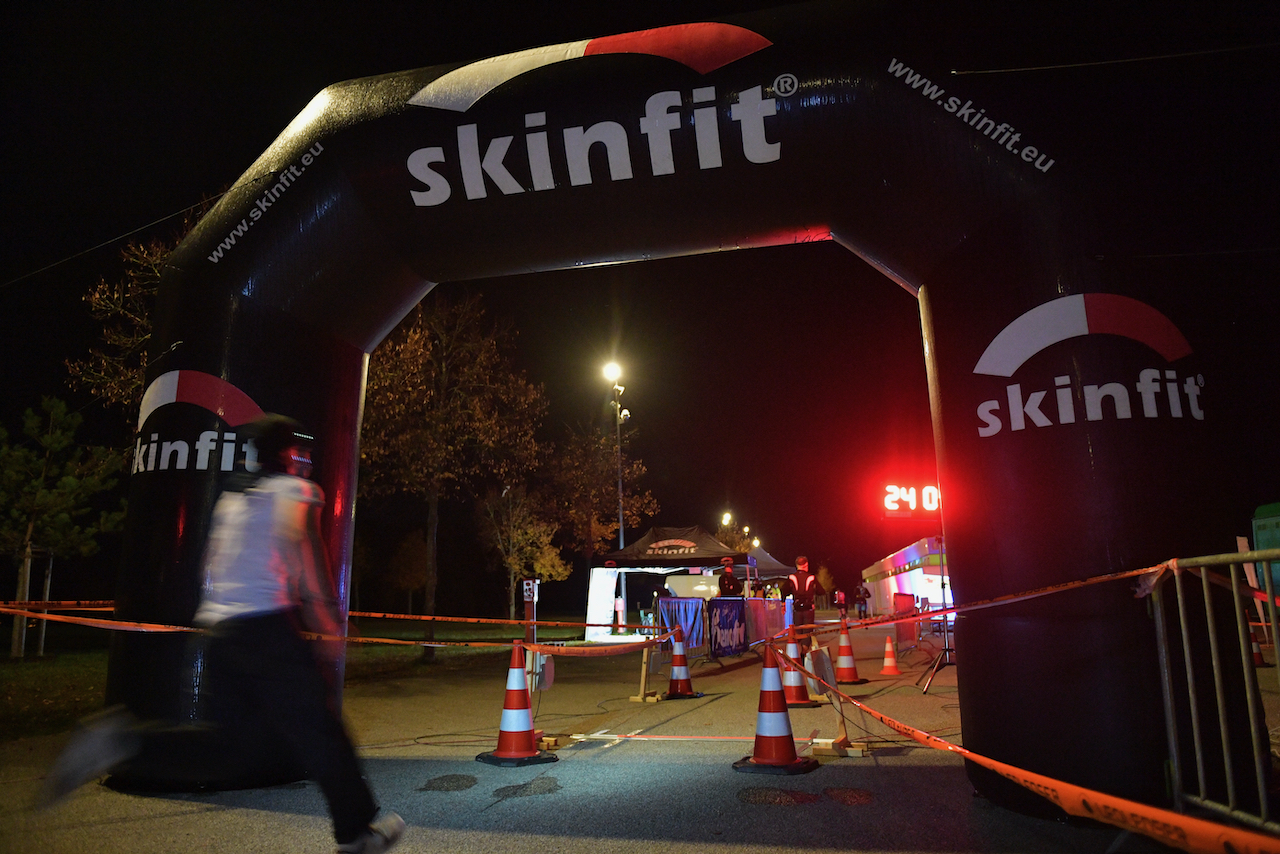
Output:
(663, 625), (703, 699)
(1251, 630), (1272, 668)
(835, 621), (865, 684)
(733, 644), (819, 775)
(880, 635), (902, 676)
(781, 626), (820, 707)
(476, 644), (558, 767)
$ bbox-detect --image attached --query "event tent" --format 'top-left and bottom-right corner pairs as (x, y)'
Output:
(746, 545), (792, 579)
(586, 526), (746, 642)
(597, 526), (747, 567)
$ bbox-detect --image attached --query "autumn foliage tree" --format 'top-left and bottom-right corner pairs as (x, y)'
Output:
(545, 426), (659, 563)
(715, 520), (754, 553)
(359, 290), (547, 654)
(64, 240), (162, 414)
(815, 563), (835, 597)
(70, 222), (666, 630)
(386, 529), (430, 615)
(475, 485), (570, 619)
(66, 200), (215, 422)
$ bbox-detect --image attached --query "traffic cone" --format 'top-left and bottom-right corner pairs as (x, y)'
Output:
(476, 644), (558, 767)
(781, 626), (820, 707)
(733, 644), (819, 775)
(835, 621), (865, 684)
(1251, 630), (1272, 668)
(880, 635), (902, 676)
(663, 625), (703, 699)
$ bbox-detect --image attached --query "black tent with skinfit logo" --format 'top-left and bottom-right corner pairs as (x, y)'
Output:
(586, 526), (747, 643)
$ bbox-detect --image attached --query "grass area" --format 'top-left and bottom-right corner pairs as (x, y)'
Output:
(1, 650), (111, 741)
(0, 614), (584, 743)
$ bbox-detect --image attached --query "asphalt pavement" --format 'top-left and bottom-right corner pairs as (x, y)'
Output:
(1, 621), (1173, 854)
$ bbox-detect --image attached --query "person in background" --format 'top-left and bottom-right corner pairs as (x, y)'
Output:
(788, 556), (817, 629)
(718, 565), (744, 596)
(42, 414), (404, 854)
(834, 588), (848, 621)
(853, 581), (871, 620)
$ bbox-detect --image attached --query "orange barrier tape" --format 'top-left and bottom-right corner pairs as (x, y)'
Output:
(574, 732), (764, 743)
(5, 558), (1170, 641)
(770, 643), (1279, 854)
(351, 609), (651, 630)
(0, 600), (115, 610)
(0, 560), (1175, 654)
(782, 561), (1169, 644)
(0, 606), (195, 634)
(2, 603), (675, 657)
(2, 602), (658, 637)
(302, 630), (674, 657)
(524, 634), (673, 657)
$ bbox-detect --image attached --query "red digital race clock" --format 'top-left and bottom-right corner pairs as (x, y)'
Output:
(883, 484), (942, 520)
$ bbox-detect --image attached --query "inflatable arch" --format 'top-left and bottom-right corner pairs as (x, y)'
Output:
(111, 2), (1279, 812)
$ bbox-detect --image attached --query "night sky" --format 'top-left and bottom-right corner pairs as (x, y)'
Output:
(2, 2), (948, 601)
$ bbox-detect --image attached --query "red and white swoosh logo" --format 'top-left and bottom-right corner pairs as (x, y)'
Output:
(138, 370), (264, 431)
(409, 22), (773, 112)
(973, 294), (1192, 377)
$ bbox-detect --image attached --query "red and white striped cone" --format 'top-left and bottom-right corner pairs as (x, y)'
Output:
(880, 635), (902, 676)
(476, 644), (558, 767)
(835, 621), (865, 684)
(781, 626), (820, 707)
(1251, 630), (1272, 668)
(663, 625), (703, 699)
(733, 644), (819, 775)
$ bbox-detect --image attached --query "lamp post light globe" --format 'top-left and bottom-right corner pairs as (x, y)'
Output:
(603, 362), (626, 550)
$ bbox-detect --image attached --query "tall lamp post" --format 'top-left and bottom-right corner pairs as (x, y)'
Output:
(603, 362), (629, 549)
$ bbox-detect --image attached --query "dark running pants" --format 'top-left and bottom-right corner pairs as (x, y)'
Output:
(127, 610), (377, 844)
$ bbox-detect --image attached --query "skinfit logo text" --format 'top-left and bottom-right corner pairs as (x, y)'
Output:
(406, 84), (781, 206)
(647, 538), (699, 555)
(976, 368), (1205, 437)
(972, 293), (1204, 438)
(131, 430), (260, 475)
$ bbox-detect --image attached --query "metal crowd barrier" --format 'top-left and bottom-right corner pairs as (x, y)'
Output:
(1150, 548), (1280, 834)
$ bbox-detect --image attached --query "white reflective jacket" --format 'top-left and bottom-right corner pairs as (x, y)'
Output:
(194, 474), (341, 639)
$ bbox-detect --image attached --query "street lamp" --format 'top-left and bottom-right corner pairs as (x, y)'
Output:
(603, 362), (629, 548)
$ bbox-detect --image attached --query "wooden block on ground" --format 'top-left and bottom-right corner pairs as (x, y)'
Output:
(811, 738), (870, 757)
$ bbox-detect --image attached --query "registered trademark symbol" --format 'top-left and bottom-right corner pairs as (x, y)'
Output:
(1197, 374), (1205, 387)
(773, 73), (799, 97)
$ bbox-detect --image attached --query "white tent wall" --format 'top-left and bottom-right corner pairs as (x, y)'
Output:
(585, 566), (623, 643)
(663, 572), (720, 600)
(585, 565), (694, 643)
